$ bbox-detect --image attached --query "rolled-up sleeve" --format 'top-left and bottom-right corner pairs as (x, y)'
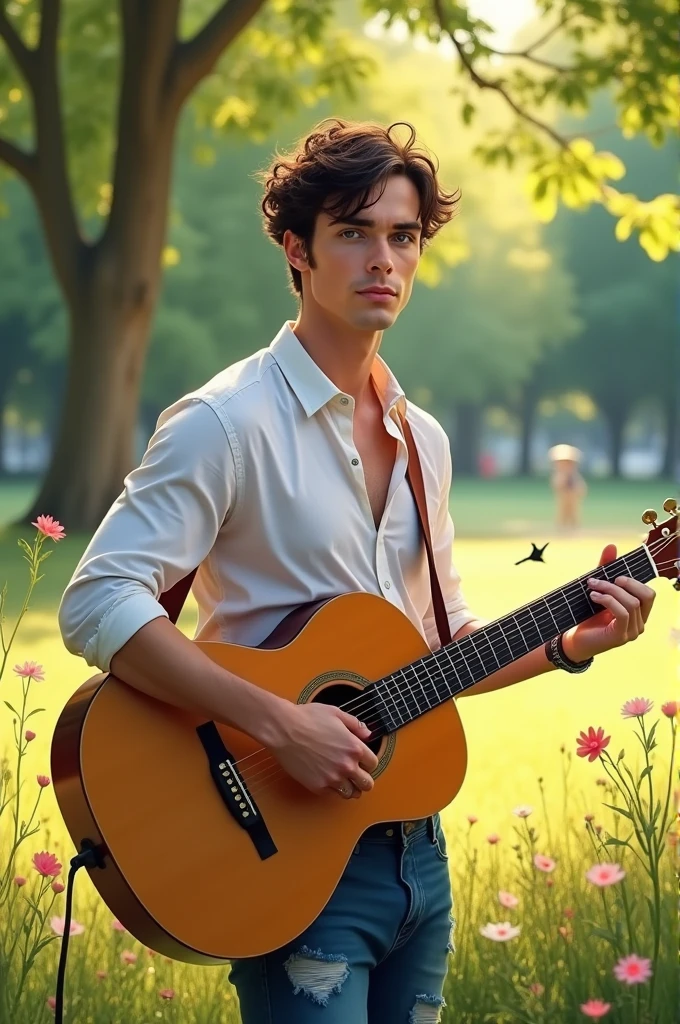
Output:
(58, 397), (237, 672)
(422, 433), (478, 652)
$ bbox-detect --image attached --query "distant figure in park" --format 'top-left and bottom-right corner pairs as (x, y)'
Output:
(549, 443), (587, 530)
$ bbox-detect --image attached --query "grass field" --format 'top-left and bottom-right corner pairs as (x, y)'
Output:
(0, 478), (678, 1022)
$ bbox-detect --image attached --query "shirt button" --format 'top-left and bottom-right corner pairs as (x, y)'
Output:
(385, 828), (394, 837)
(384, 581), (391, 589)
(340, 396), (349, 405)
(351, 458), (360, 466)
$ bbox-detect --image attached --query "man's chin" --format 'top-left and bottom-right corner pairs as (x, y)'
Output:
(351, 309), (397, 331)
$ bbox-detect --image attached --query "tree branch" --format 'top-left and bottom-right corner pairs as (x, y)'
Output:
(0, 5), (36, 88)
(170, 0), (267, 108)
(0, 135), (37, 185)
(432, 0), (568, 152)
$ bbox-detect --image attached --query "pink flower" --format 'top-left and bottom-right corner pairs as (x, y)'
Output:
(111, 919), (126, 932)
(51, 880), (64, 894)
(661, 701), (679, 718)
(498, 890), (519, 908)
(563, 907), (575, 919)
(37, 775), (51, 788)
(46, 996), (56, 1012)
(558, 925), (572, 941)
(613, 953), (652, 985)
(467, 814), (478, 825)
(120, 950), (137, 965)
(50, 916), (85, 937)
(480, 921), (521, 941)
(96, 970), (107, 980)
(32, 514), (66, 541)
(25, 730), (36, 742)
(621, 697), (653, 719)
(13, 661), (45, 681)
(32, 851), (62, 877)
(529, 983), (544, 996)
(512, 805), (533, 818)
(13, 875), (27, 887)
(576, 726), (611, 762)
(534, 854), (557, 873)
(487, 833), (501, 844)
(159, 989), (175, 1000)
(581, 999), (612, 1017)
(586, 862), (626, 887)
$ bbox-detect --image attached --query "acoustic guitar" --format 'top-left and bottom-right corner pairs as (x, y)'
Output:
(51, 499), (678, 962)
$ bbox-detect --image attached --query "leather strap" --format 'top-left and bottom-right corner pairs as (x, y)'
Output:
(158, 405), (451, 650)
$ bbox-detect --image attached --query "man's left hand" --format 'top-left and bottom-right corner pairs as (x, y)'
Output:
(561, 543), (656, 663)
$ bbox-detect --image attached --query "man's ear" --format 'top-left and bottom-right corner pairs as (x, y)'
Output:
(283, 230), (310, 273)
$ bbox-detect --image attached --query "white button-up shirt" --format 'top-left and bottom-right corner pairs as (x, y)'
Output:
(58, 322), (476, 672)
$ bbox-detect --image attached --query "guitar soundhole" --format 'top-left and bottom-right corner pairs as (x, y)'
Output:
(310, 683), (383, 756)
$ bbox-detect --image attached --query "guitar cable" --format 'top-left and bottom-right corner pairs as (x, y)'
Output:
(54, 838), (107, 1024)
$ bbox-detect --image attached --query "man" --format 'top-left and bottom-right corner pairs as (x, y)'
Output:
(58, 118), (655, 1023)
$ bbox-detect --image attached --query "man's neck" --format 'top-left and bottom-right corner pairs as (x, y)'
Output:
(291, 307), (382, 408)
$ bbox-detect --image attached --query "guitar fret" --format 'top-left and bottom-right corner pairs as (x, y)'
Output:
(371, 544), (659, 737)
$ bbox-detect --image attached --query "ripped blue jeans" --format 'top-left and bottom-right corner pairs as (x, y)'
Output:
(228, 815), (455, 1023)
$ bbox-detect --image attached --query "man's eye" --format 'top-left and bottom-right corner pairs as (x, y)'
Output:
(395, 233), (414, 243)
(341, 230), (360, 239)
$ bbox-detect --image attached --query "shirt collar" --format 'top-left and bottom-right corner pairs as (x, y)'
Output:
(269, 321), (406, 420)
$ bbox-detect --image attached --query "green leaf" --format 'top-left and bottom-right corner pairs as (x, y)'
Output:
(25, 708), (45, 720)
(604, 834), (633, 847)
(3, 701), (19, 716)
(462, 102), (475, 125)
(589, 925), (618, 945)
(639, 765), (653, 783)
(646, 720), (659, 748)
(602, 802), (634, 821)
(617, 748), (625, 761)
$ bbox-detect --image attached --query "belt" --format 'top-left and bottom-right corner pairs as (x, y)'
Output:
(361, 817), (431, 841)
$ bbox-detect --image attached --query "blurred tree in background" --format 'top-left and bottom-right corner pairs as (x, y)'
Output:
(0, 1), (677, 527)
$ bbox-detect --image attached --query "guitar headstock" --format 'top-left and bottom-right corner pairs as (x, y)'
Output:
(643, 498), (679, 588)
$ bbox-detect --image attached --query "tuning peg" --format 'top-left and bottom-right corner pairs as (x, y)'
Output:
(673, 579), (680, 592)
(663, 498), (678, 514)
(641, 509), (658, 526)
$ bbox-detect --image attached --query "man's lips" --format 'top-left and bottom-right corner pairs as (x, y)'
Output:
(357, 287), (397, 297)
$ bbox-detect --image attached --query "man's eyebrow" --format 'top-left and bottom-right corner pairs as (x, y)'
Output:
(328, 215), (422, 231)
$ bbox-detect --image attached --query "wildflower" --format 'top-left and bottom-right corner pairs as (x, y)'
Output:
(613, 954), (652, 985)
(37, 775), (51, 788)
(121, 950), (137, 965)
(558, 925), (572, 941)
(586, 863), (626, 887)
(581, 999), (611, 1018)
(621, 697), (653, 719)
(13, 875), (26, 887)
(147, 948), (157, 957)
(498, 890), (519, 908)
(529, 983), (544, 996)
(32, 851), (62, 877)
(159, 989), (175, 1000)
(563, 907), (575, 919)
(584, 813), (595, 822)
(467, 814), (478, 825)
(46, 996), (56, 1012)
(13, 661), (45, 681)
(480, 922), (521, 942)
(546, 878), (554, 888)
(51, 880), (64, 894)
(32, 514), (66, 541)
(25, 730), (36, 742)
(596, 778), (607, 786)
(96, 971), (107, 980)
(50, 917), (85, 937)
(111, 919), (126, 931)
(533, 854), (557, 873)
(661, 701), (679, 718)
(576, 726), (611, 762)
(512, 805), (533, 818)
(487, 833), (501, 844)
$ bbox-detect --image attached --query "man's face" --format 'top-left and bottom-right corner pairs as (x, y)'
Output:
(287, 174), (422, 332)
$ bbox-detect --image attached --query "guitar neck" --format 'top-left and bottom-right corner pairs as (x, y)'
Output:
(369, 545), (657, 736)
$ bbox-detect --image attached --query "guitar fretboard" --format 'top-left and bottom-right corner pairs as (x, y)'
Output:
(366, 545), (656, 736)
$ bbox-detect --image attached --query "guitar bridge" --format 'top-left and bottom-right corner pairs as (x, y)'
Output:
(196, 721), (278, 861)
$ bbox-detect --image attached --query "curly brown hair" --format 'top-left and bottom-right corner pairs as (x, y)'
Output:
(256, 118), (460, 296)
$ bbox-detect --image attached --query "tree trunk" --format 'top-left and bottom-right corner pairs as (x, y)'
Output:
(603, 403), (628, 479)
(661, 390), (679, 483)
(453, 400), (483, 476)
(517, 381), (539, 477)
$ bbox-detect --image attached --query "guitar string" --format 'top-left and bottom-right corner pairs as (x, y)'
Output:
(227, 533), (677, 792)
(232, 535), (678, 795)
(218, 532), (678, 797)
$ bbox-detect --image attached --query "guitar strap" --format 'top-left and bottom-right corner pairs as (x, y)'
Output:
(158, 405), (451, 650)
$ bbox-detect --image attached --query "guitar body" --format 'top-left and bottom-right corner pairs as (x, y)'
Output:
(52, 591), (468, 963)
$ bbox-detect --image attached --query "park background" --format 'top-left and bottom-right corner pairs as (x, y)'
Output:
(0, 1), (678, 1022)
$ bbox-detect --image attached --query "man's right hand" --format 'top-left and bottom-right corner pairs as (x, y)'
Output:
(266, 700), (379, 799)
